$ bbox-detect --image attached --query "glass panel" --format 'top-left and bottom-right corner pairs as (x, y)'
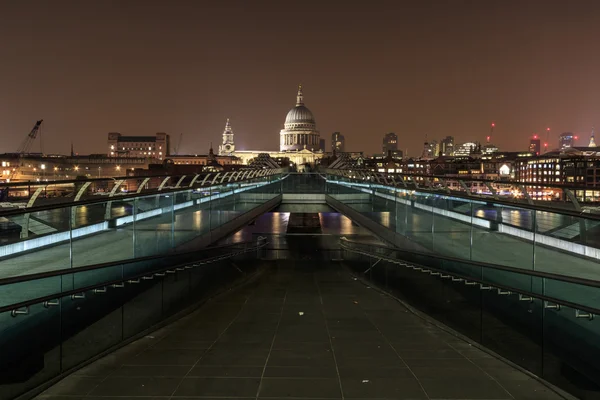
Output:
(432, 196), (472, 259)
(0, 303), (61, 399)
(405, 190), (434, 251)
(472, 203), (534, 270)
(60, 288), (124, 370)
(0, 205), (72, 278)
(72, 198), (135, 268)
(134, 193), (174, 257)
(122, 274), (166, 339)
(543, 303), (600, 397)
(481, 290), (543, 375)
(0, 275), (63, 309)
(534, 213), (600, 280)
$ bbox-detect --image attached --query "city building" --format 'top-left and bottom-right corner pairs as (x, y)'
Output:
(482, 143), (499, 154)
(107, 132), (170, 160)
(164, 152), (241, 167)
(0, 153), (150, 182)
(382, 132), (402, 157)
(515, 147), (600, 201)
(331, 132), (345, 153)
(218, 119), (235, 155)
(279, 85), (320, 152)
(529, 135), (541, 155)
(559, 132), (576, 149)
(453, 142), (478, 157)
(440, 136), (454, 156)
(421, 139), (439, 159)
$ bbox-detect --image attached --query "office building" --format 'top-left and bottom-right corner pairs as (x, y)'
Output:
(559, 132), (576, 149)
(440, 136), (454, 156)
(331, 132), (345, 153)
(529, 135), (541, 155)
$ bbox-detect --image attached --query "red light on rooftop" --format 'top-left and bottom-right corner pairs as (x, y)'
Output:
(546, 127), (550, 131)
(544, 143), (548, 147)
(533, 135), (538, 139)
(491, 122), (495, 127)
(574, 136), (579, 140)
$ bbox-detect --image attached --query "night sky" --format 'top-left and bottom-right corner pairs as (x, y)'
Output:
(1, 0), (600, 156)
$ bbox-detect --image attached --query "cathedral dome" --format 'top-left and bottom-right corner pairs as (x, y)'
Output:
(285, 105), (315, 126)
(283, 85), (316, 130)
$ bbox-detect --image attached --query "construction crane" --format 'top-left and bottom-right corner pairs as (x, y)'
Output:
(16, 120), (43, 154)
(173, 133), (183, 155)
(5, 120), (44, 182)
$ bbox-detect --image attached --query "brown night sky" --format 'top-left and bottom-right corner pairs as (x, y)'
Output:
(1, 0), (600, 156)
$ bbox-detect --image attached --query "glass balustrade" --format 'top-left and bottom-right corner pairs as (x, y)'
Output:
(0, 240), (265, 400)
(0, 174), (283, 280)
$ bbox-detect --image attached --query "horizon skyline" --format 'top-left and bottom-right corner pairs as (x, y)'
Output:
(3, 108), (599, 157)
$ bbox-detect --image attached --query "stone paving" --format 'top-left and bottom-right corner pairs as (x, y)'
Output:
(35, 260), (568, 400)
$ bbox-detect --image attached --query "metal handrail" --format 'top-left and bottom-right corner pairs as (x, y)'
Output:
(0, 168), (286, 188)
(326, 175), (600, 221)
(339, 237), (600, 289)
(324, 167), (600, 193)
(340, 239), (599, 318)
(1, 240), (268, 315)
(0, 240), (257, 286)
(0, 170), (282, 217)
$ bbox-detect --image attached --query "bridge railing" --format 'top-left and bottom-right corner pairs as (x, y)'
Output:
(0, 169), (284, 279)
(340, 237), (600, 399)
(0, 238), (268, 400)
(323, 167), (600, 211)
(325, 172), (600, 282)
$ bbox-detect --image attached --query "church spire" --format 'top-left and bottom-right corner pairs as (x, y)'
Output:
(296, 84), (304, 106)
(224, 118), (232, 133)
(589, 126), (597, 147)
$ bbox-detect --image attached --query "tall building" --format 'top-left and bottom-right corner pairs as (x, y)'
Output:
(107, 132), (170, 160)
(421, 139), (438, 159)
(331, 132), (345, 153)
(382, 133), (401, 156)
(218, 119), (235, 155)
(440, 136), (454, 156)
(529, 135), (541, 155)
(279, 85), (320, 151)
(559, 132), (575, 149)
(589, 127), (597, 147)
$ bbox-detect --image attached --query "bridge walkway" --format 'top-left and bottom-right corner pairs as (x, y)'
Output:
(35, 260), (566, 400)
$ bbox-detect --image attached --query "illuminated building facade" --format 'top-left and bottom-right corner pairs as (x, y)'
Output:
(108, 132), (170, 160)
(440, 136), (454, 156)
(279, 85), (320, 152)
(218, 119), (235, 155)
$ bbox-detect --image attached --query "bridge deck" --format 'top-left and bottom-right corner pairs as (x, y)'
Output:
(36, 261), (565, 400)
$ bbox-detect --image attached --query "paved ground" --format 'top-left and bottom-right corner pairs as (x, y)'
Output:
(35, 260), (567, 400)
